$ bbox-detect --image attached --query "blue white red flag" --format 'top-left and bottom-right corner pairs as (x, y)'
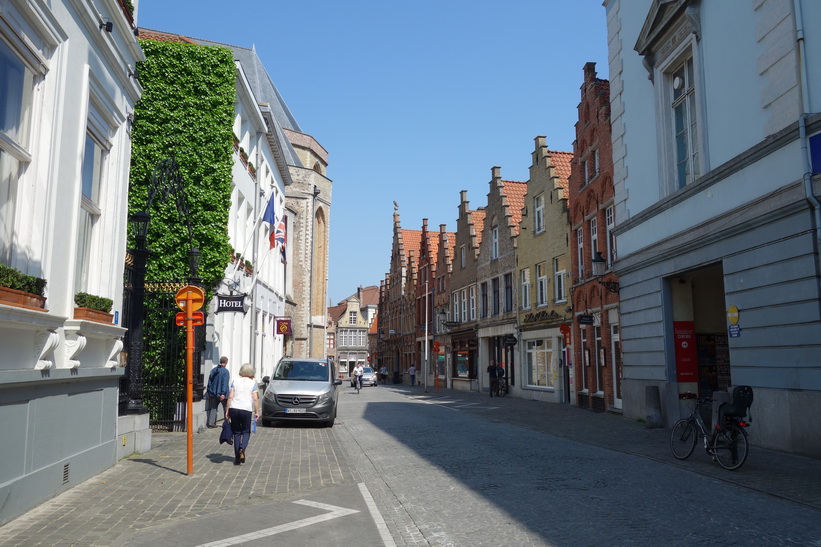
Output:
(262, 196), (276, 249)
(275, 216), (287, 263)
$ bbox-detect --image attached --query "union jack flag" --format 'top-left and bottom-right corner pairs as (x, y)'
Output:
(275, 216), (287, 263)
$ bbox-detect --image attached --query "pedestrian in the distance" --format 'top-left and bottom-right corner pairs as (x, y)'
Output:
(487, 360), (499, 397)
(206, 356), (230, 428)
(408, 364), (417, 386)
(225, 363), (259, 465)
(380, 365), (388, 384)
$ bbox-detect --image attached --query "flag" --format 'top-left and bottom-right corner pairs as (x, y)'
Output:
(275, 216), (287, 263)
(262, 196), (276, 249)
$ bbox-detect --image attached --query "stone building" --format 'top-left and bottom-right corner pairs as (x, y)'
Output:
(327, 285), (379, 374)
(607, 0), (821, 456)
(432, 224), (456, 388)
(414, 219), (439, 388)
(568, 62), (620, 412)
(516, 137), (573, 403)
(475, 168), (528, 394)
(446, 192), (486, 391)
(0, 0), (141, 525)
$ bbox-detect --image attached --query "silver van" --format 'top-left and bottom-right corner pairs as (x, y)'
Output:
(260, 358), (341, 427)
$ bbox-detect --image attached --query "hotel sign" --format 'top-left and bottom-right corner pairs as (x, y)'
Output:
(216, 294), (247, 314)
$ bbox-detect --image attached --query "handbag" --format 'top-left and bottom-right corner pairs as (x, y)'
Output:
(219, 419), (233, 445)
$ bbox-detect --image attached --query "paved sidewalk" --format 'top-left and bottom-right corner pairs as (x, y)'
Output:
(1, 384), (818, 545)
(399, 383), (821, 511)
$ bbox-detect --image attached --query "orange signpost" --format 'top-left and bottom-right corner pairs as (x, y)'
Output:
(175, 284), (204, 476)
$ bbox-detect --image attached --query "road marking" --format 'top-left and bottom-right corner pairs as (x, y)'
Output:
(359, 482), (396, 546)
(196, 500), (359, 546)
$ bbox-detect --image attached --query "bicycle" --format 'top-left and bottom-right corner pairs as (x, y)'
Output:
(670, 392), (752, 471)
(495, 378), (507, 397)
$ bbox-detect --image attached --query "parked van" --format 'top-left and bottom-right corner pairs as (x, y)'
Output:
(260, 358), (341, 427)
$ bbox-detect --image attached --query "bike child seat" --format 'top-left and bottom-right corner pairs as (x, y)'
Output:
(718, 385), (753, 422)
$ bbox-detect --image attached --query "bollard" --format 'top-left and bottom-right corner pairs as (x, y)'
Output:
(645, 385), (663, 428)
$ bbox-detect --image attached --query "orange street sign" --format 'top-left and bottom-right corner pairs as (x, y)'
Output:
(175, 285), (205, 312)
(176, 311), (205, 326)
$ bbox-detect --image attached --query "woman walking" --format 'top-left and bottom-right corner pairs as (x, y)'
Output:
(225, 363), (259, 465)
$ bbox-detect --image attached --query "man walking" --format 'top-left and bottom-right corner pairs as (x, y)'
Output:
(487, 360), (499, 397)
(206, 356), (230, 427)
(408, 364), (416, 386)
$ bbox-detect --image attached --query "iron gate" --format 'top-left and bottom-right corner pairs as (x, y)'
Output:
(121, 253), (205, 431)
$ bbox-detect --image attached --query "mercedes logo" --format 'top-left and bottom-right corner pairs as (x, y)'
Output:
(292, 397), (301, 405)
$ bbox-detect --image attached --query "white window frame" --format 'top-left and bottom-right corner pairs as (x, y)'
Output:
(536, 263), (547, 307)
(553, 258), (566, 303)
(469, 285), (476, 320)
(576, 228), (584, 279)
(490, 226), (499, 259)
(452, 291), (459, 322)
(590, 217), (599, 259)
(461, 289), (468, 323)
(525, 339), (555, 388)
(606, 205), (616, 266)
(520, 268), (531, 310)
(534, 194), (545, 233)
(460, 245), (466, 268)
(349, 311), (357, 325)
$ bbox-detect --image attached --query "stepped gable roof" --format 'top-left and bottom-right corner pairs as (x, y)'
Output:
(548, 150), (573, 191)
(139, 29), (304, 169)
(401, 229), (423, 261)
(502, 180), (528, 234)
(470, 208), (487, 246)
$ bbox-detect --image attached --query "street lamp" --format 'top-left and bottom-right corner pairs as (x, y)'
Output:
(592, 251), (619, 293)
(125, 210), (150, 414)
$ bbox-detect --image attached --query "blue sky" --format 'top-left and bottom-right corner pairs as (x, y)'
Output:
(137, 0), (609, 305)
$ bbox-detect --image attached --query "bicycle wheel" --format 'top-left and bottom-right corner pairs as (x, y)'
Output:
(498, 383), (506, 397)
(711, 424), (749, 470)
(670, 419), (698, 459)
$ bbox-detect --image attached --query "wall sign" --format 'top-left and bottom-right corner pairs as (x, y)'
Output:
(216, 294), (247, 314)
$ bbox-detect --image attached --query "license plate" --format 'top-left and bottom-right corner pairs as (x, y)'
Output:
(285, 408), (306, 413)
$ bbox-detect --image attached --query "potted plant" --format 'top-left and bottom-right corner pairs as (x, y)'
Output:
(74, 292), (114, 323)
(0, 264), (47, 310)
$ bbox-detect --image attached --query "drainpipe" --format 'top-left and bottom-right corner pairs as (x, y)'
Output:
(793, 0), (821, 273)
(250, 131), (262, 376)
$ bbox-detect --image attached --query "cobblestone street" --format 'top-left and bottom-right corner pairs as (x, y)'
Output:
(1, 383), (819, 546)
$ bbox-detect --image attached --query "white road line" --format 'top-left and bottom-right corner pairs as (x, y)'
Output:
(196, 500), (359, 547)
(358, 482), (397, 547)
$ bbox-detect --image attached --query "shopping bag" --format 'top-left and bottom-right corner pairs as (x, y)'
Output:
(219, 419), (233, 445)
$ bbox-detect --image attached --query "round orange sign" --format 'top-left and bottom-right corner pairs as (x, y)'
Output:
(175, 285), (205, 312)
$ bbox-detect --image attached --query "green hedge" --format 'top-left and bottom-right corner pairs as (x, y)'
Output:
(0, 264), (47, 296)
(74, 292), (113, 312)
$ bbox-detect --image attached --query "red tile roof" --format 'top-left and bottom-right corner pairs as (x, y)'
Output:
(502, 180), (528, 233)
(138, 29), (198, 44)
(401, 229), (423, 262)
(470, 209), (486, 246)
(548, 150), (573, 191)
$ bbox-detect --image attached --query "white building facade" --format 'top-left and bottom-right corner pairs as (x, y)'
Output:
(0, 0), (142, 524)
(607, 0), (821, 456)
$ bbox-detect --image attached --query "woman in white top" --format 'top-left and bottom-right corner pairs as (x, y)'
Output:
(225, 363), (259, 465)
(352, 363), (365, 392)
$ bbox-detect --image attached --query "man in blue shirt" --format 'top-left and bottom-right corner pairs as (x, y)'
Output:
(206, 356), (230, 427)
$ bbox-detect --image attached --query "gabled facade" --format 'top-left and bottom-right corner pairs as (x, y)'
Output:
(607, 0), (821, 456)
(476, 168), (528, 394)
(330, 285), (379, 375)
(568, 62), (620, 413)
(447, 191), (485, 390)
(516, 137), (573, 403)
(415, 219), (438, 388)
(0, 0), (142, 525)
(433, 224), (456, 387)
(377, 206), (421, 379)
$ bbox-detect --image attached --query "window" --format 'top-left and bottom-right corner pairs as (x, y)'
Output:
(590, 217), (598, 259)
(480, 282), (488, 317)
(520, 268), (531, 310)
(536, 263), (547, 307)
(469, 285), (476, 320)
(0, 38), (35, 263)
(580, 328), (589, 391)
(553, 258), (566, 303)
(491, 277), (500, 315)
(595, 326), (604, 393)
(671, 55), (699, 189)
(593, 149), (599, 177)
(583, 159), (590, 186)
(526, 339), (555, 388)
(75, 132), (105, 293)
(606, 205), (616, 266)
(576, 229), (584, 279)
(460, 245), (466, 268)
(452, 292), (459, 322)
(504, 273), (513, 313)
(534, 194), (545, 233)
(349, 311), (357, 325)
(461, 289), (468, 323)
(490, 226), (499, 259)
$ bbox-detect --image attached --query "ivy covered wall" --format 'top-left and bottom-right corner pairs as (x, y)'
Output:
(129, 39), (235, 292)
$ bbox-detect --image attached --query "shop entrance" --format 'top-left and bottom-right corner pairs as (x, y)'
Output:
(670, 263), (731, 400)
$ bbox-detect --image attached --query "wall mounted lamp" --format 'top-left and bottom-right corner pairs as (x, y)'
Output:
(100, 20), (113, 32)
(592, 251), (620, 293)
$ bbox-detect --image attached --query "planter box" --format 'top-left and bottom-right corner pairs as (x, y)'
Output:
(74, 307), (114, 323)
(0, 286), (47, 311)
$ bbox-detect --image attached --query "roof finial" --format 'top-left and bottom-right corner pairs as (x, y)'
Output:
(393, 200), (399, 213)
